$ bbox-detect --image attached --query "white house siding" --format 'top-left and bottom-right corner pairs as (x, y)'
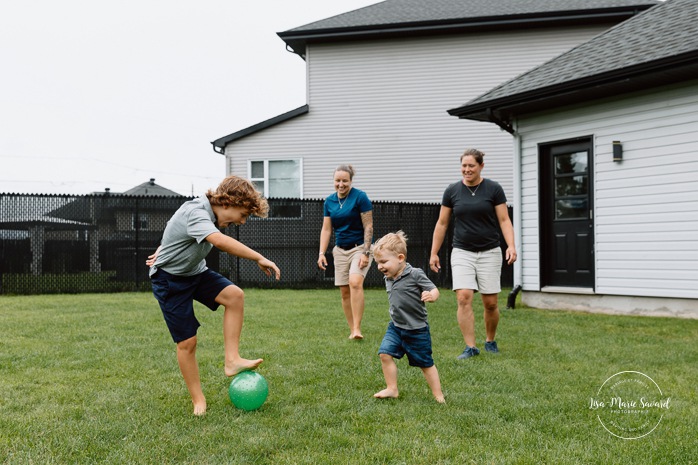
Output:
(516, 79), (698, 303)
(226, 25), (611, 203)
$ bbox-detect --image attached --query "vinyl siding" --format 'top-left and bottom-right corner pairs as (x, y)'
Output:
(226, 25), (611, 202)
(517, 79), (698, 299)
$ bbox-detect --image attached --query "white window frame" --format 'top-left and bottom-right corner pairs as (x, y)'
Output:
(248, 158), (303, 199)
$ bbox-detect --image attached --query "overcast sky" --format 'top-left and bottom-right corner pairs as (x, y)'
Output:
(0, 0), (379, 196)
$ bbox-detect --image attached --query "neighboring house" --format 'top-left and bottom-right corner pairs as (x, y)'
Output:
(0, 200), (93, 275)
(113, 178), (184, 236)
(49, 178), (184, 245)
(48, 178), (186, 278)
(212, 0), (657, 203)
(0, 179), (184, 276)
(448, 0), (698, 317)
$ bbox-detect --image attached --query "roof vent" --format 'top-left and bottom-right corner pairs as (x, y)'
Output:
(149, 178), (156, 185)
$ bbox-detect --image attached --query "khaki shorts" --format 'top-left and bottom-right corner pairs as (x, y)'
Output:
(332, 245), (373, 286)
(451, 247), (502, 294)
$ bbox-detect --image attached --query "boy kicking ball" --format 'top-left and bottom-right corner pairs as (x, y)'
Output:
(147, 176), (280, 415)
(372, 231), (445, 403)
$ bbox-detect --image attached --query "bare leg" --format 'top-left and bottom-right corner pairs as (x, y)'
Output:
(456, 289), (476, 347)
(216, 285), (263, 377)
(482, 293), (500, 342)
(176, 336), (207, 416)
(348, 274), (365, 339)
(421, 366), (445, 403)
(374, 353), (399, 399)
(339, 285), (354, 338)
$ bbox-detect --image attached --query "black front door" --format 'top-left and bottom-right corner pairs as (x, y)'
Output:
(539, 138), (594, 288)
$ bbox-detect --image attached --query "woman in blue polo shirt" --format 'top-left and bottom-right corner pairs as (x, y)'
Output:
(318, 165), (374, 340)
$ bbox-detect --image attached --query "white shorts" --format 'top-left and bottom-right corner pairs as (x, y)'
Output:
(451, 247), (502, 294)
(332, 245), (373, 286)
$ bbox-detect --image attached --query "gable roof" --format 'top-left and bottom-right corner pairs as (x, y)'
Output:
(278, 0), (659, 57)
(47, 180), (184, 224)
(449, 0), (698, 126)
(211, 105), (309, 152)
(121, 178), (183, 197)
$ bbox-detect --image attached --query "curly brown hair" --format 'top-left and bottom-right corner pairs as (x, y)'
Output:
(206, 176), (269, 218)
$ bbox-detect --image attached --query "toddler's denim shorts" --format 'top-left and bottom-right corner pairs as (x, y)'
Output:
(151, 268), (233, 343)
(378, 321), (434, 368)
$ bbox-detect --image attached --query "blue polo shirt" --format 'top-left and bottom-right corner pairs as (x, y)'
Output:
(323, 188), (372, 248)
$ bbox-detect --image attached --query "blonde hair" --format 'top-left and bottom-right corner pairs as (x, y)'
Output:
(373, 230), (408, 257)
(206, 175), (269, 218)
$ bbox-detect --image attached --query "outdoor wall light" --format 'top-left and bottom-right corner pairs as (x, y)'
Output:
(613, 141), (623, 162)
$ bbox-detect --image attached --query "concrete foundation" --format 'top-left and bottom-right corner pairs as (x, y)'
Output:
(522, 288), (698, 319)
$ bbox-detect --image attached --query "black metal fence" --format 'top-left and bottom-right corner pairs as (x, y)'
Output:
(0, 194), (512, 295)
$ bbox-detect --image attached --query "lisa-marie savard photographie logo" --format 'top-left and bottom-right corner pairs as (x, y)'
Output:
(590, 371), (671, 439)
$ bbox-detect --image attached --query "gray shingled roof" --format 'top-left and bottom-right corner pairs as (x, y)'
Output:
(287, 0), (658, 31)
(211, 105), (309, 150)
(279, 0), (658, 56)
(122, 179), (183, 197)
(449, 0), (698, 122)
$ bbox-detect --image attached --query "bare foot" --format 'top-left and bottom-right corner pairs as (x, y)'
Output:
(349, 332), (364, 340)
(193, 400), (207, 416)
(373, 388), (398, 399)
(434, 394), (446, 404)
(225, 358), (263, 377)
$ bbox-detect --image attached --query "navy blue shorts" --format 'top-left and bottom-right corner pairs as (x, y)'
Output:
(151, 268), (234, 343)
(378, 321), (434, 368)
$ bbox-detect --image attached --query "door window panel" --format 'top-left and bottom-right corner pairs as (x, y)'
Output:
(555, 152), (588, 175)
(554, 151), (589, 221)
(555, 199), (588, 219)
(555, 175), (587, 196)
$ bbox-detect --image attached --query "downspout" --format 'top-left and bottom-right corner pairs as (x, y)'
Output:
(507, 117), (523, 308)
(211, 142), (224, 155)
(482, 109), (522, 307)
(486, 109), (515, 135)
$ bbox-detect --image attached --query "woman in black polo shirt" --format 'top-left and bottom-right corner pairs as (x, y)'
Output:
(430, 149), (517, 360)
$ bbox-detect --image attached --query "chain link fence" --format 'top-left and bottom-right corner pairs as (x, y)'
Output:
(0, 194), (512, 295)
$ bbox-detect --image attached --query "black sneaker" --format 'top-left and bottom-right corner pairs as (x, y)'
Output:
(457, 345), (480, 360)
(484, 341), (499, 354)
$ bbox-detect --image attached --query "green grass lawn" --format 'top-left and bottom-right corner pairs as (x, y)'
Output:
(0, 289), (696, 464)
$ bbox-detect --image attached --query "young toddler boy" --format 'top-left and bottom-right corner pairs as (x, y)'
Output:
(372, 231), (445, 403)
(147, 175), (280, 415)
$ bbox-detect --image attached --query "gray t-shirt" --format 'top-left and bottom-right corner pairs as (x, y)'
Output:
(149, 196), (221, 277)
(384, 263), (437, 330)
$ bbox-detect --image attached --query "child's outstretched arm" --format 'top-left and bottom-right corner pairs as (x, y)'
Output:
(206, 232), (280, 280)
(421, 288), (440, 303)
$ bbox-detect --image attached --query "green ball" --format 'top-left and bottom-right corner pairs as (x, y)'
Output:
(228, 371), (268, 411)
